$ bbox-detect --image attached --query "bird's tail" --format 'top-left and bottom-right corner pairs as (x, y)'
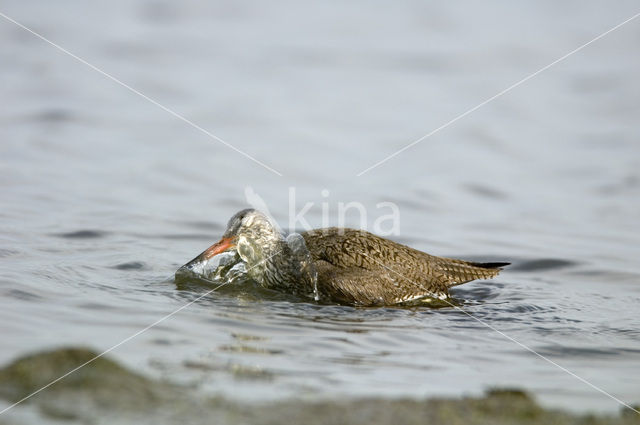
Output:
(437, 259), (509, 287)
(470, 261), (511, 269)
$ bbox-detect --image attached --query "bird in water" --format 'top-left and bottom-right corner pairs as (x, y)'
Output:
(176, 209), (509, 306)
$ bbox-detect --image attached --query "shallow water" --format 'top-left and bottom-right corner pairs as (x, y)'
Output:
(1, 0), (640, 417)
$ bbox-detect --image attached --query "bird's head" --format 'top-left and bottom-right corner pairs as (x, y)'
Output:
(177, 209), (282, 280)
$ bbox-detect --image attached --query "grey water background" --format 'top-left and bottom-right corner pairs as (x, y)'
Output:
(1, 0), (639, 417)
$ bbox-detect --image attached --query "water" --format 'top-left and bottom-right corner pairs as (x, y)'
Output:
(1, 0), (639, 417)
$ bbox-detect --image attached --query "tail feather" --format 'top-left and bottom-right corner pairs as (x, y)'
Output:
(437, 258), (509, 287)
(470, 261), (510, 269)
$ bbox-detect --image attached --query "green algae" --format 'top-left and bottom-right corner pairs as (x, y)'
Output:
(0, 347), (638, 425)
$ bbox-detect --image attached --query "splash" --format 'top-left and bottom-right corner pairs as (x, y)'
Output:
(176, 251), (244, 283)
(285, 233), (319, 301)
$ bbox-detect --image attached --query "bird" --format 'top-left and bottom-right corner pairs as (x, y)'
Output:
(177, 209), (509, 306)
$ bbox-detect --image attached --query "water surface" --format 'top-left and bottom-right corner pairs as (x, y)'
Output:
(1, 0), (639, 417)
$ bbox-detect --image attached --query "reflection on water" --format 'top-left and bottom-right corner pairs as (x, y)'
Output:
(1, 0), (640, 419)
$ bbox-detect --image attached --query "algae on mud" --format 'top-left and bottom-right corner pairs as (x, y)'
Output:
(0, 348), (638, 425)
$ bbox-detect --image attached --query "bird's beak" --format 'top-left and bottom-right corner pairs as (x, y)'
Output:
(177, 237), (237, 275)
(202, 237), (236, 260)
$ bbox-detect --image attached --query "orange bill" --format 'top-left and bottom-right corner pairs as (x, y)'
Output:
(202, 237), (236, 260)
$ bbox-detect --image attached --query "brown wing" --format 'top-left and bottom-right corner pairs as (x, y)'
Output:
(302, 228), (507, 305)
(302, 228), (453, 302)
(313, 260), (444, 306)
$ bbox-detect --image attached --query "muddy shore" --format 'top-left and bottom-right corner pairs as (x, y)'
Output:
(0, 348), (637, 425)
